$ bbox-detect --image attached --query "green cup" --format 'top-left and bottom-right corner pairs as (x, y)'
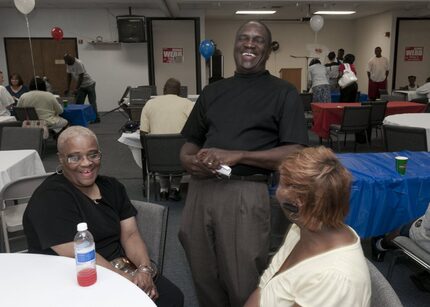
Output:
(395, 156), (408, 175)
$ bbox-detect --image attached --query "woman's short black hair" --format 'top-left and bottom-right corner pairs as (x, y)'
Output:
(309, 58), (321, 66)
(343, 54), (355, 64)
(29, 77), (47, 91)
(328, 51), (336, 61)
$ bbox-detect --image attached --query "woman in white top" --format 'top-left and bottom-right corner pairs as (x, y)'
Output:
(245, 146), (371, 307)
(308, 59), (331, 103)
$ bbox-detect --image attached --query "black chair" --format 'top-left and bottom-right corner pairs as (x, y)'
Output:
(141, 133), (186, 201)
(1, 127), (44, 157)
(380, 94), (406, 102)
(13, 107), (39, 121)
(329, 106), (372, 152)
(386, 236), (430, 282)
(362, 100), (388, 138)
(179, 86), (188, 98)
(132, 200), (168, 274)
(0, 121), (22, 146)
(129, 87), (152, 106)
(383, 125), (428, 152)
(137, 85), (157, 96)
(299, 93), (313, 128)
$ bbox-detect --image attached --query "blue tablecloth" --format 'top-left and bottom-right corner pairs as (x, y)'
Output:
(331, 92), (368, 102)
(338, 151), (430, 238)
(61, 104), (96, 127)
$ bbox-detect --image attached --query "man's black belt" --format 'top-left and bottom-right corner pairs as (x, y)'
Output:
(228, 174), (269, 182)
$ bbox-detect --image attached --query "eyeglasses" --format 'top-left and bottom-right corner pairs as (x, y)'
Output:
(280, 202), (299, 213)
(62, 151), (102, 164)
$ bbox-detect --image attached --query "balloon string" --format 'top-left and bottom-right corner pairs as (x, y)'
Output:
(314, 32), (318, 44)
(25, 15), (38, 90)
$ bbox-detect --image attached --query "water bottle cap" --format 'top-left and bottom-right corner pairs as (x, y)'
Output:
(77, 222), (88, 232)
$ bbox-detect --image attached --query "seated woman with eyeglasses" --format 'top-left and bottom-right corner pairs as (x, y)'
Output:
(245, 146), (371, 307)
(23, 126), (183, 307)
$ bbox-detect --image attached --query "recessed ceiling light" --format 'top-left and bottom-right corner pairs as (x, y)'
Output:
(235, 10), (277, 15)
(314, 11), (356, 15)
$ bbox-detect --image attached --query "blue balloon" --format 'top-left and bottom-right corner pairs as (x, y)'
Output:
(199, 39), (215, 61)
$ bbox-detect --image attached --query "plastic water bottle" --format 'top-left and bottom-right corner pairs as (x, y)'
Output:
(74, 222), (97, 287)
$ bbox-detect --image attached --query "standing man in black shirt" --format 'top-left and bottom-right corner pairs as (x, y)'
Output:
(179, 21), (309, 307)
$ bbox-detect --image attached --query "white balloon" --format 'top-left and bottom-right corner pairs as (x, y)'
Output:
(310, 15), (324, 33)
(14, 0), (35, 15)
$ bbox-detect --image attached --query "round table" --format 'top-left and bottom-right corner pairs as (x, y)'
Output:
(383, 113), (430, 151)
(0, 253), (156, 307)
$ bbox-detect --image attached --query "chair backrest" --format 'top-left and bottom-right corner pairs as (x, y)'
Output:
(299, 93), (313, 112)
(362, 101), (388, 126)
(0, 121), (22, 146)
(141, 133), (186, 174)
(383, 125), (428, 152)
(13, 107), (39, 121)
(0, 173), (53, 210)
(131, 200), (168, 274)
(378, 88), (389, 96)
(179, 86), (188, 98)
(380, 94), (406, 102)
(366, 260), (403, 307)
(1, 127), (44, 156)
(130, 87), (152, 105)
(137, 85), (157, 96)
(340, 106), (371, 132)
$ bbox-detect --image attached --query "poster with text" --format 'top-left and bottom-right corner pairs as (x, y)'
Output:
(404, 47), (423, 61)
(163, 48), (184, 63)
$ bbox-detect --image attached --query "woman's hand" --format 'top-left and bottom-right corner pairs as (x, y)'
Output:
(132, 272), (159, 300)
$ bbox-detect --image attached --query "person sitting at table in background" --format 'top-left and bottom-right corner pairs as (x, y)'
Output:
(64, 53), (101, 123)
(339, 53), (358, 102)
(399, 75), (419, 91)
(6, 73), (29, 102)
(308, 58), (331, 103)
(325, 51), (340, 92)
(416, 77), (430, 102)
(140, 78), (194, 201)
(245, 146), (371, 307)
(23, 126), (184, 307)
(17, 77), (68, 133)
(0, 70), (15, 116)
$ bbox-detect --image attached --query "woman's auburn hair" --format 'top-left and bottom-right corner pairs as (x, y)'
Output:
(279, 146), (352, 231)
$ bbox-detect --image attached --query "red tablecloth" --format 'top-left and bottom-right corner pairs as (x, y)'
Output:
(311, 101), (426, 139)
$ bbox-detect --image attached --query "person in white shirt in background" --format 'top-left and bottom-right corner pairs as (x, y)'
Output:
(140, 78), (194, 201)
(367, 46), (389, 100)
(0, 70), (15, 116)
(416, 77), (430, 102)
(308, 58), (331, 102)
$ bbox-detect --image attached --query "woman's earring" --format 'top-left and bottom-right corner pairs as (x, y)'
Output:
(55, 165), (63, 175)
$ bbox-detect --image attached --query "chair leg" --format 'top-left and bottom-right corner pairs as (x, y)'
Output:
(146, 174), (151, 202)
(343, 133), (347, 147)
(365, 129), (370, 148)
(1, 218), (10, 253)
(354, 133), (357, 152)
(386, 250), (402, 281)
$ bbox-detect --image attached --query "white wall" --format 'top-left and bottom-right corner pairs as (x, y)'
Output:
(0, 7), (206, 111)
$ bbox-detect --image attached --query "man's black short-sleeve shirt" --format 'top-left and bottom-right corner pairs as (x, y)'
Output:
(181, 70), (309, 175)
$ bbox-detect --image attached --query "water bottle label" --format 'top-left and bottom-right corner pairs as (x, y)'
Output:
(76, 249), (96, 263)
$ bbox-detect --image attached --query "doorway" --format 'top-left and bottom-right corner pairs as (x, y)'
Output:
(4, 38), (78, 94)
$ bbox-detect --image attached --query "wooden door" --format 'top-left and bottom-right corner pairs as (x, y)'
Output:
(279, 68), (302, 92)
(5, 38), (77, 94)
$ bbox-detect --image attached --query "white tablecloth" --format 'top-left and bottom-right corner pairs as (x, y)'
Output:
(383, 113), (430, 151)
(118, 131), (142, 168)
(0, 150), (46, 189)
(0, 253), (156, 307)
(393, 90), (427, 101)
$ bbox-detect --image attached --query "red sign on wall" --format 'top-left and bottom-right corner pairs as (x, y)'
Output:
(162, 48), (184, 63)
(404, 47), (423, 61)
